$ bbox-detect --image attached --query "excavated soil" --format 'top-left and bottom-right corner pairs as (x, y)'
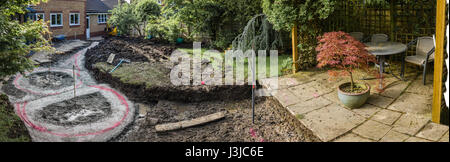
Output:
(28, 71), (75, 90)
(85, 36), (251, 102)
(36, 92), (112, 126)
(113, 97), (318, 142)
(84, 36), (315, 142)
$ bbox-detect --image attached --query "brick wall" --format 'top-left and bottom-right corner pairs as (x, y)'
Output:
(88, 13), (110, 37)
(33, 0), (87, 39)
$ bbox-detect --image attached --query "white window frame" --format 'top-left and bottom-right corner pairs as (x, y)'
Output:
(97, 14), (107, 24)
(50, 13), (63, 27)
(35, 13), (45, 21)
(69, 13), (80, 26)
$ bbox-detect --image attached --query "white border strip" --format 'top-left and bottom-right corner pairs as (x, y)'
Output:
(445, 0), (449, 108)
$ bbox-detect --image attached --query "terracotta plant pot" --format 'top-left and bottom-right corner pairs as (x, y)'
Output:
(337, 82), (371, 109)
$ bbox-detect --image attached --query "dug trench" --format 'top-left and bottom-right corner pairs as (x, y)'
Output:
(85, 36), (318, 142)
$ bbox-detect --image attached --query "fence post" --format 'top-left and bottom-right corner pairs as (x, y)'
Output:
(432, 0), (445, 124)
(292, 23), (299, 74)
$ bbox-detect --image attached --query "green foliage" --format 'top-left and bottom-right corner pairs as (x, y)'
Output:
(0, 0), (53, 78)
(108, 3), (139, 35)
(232, 14), (283, 52)
(262, 0), (335, 32)
(0, 94), (31, 142)
(146, 15), (184, 43)
(163, 0), (262, 49)
(135, 0), (161, 22)
(109, 0), (161, 36)
(262, 0), (336, 69)
(0, 0), (42, 16)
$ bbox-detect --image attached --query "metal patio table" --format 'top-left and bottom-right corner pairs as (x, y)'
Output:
(365, 41), (408, 89)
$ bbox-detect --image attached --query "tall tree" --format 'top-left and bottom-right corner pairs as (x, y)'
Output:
(262, 0), (336, 69)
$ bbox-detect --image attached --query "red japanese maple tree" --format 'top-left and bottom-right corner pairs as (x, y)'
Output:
(316, 31), (377, 92)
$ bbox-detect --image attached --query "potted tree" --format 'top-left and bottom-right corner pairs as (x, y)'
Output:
(316, 31), (377, 109)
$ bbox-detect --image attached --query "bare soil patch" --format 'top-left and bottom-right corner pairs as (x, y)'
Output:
(28, 71), (75, 90)
(36, 92), (111, 126)
(114, 97), (317, 142)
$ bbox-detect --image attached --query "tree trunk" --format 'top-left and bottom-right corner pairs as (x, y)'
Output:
(349, 71), (354, 92)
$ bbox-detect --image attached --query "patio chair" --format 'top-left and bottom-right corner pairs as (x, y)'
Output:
(349, 32), (364, 42)
(371, 34), (389, 42)
(405, 36), (436, 85)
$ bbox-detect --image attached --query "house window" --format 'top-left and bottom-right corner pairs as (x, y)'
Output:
(70, 13), (80, 25)
(98, 14), (107, 23)
(35, 13), (45, 21)
(50, 13), (63, 27)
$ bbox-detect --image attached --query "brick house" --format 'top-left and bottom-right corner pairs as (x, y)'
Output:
(30, 0), (120, 40)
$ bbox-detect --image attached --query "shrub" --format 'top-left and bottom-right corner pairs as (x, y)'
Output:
(316, 31), (376, 92)
(146, 16), (184, 43)
(109, 0), (160, 36)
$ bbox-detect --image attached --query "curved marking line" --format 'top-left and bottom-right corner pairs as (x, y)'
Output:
(20, 85), (129, 137)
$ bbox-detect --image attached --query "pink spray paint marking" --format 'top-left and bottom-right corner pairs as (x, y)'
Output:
(313, 93), (319, 98)
(249, 128), (256, 138)
(249, 128), (265, 142)
(17, 85), (129, 137)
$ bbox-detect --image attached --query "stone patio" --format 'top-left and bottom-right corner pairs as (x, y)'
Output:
(260, 69), (449, 142)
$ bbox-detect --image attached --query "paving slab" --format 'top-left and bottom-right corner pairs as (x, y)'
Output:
(392, 114), (429, 136)
(288, 82), (325, 102)
(300, 104), (366, 142)
(388, 93), (432, 116)
(416, 122), (449, 141)
(367, 94), (395, 108)
(279, 77), (304, 88)
(353, 120), (392, 141)
(406, 77), (434, 97)
(351, 104), (382, 118)
(287, 97), (332, 115)
(372, 109), (402, 125)
(322, 90), (340, 104)
(312, 75), (343, 95)
(259, 77), (302, 90)
(379, 130), (410, 142)
(273, 89), (300, 107)
(334, 133), (373, 142)
(405, 137), (432, 142)
(379, 81), (409, 99)
(439, 131), (449, 142)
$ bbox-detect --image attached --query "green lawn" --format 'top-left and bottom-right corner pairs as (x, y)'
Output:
(0, 94), (31, 142)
